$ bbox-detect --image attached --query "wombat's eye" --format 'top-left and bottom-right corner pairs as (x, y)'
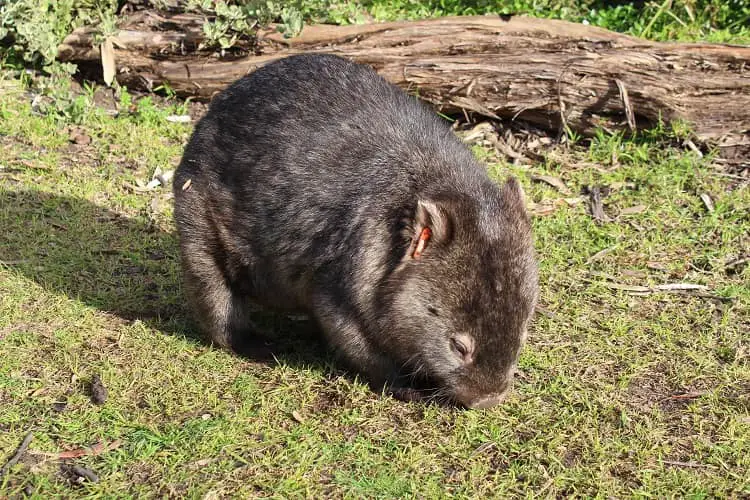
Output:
(451, 338), (468, 357)
(450, 335), (475, 364)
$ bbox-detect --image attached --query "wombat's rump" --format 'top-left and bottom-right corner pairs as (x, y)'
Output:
(173, 54), (538, 409)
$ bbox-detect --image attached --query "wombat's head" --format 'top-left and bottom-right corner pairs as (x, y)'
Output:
(380, 177), (538, 409)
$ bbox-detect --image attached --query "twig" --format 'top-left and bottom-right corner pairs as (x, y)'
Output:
(653, 283), (708, 291)
(555, 61), (577, 145)
(587, 272), (709, 293)
(471, 442), (498, 456)
(664, 390), (706, 400)
(615, 79), (636, 131)
(662, 459), (717, 469)
(531, 174), (572, 195)
(0, 432), (34, 478)
(71, 465), (100, 483)
(600, 282), (651, 293)
(585, 245), (618, 265)
(31, 439), (123, 459)
(699, 193), (715, 213)
(716, 172), (749, 182)
(597, 282), (712, 294)
(587, 186), (613, 223)
(725, 256), (748, 270)
(684, 139), (703, 157)
(586, 274), (722, 298)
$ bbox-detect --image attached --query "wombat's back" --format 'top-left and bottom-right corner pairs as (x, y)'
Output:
(173, 54), (490, 308)
(175, 54), (480, 198)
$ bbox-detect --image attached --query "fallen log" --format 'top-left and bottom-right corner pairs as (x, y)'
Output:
(58, 12), (750, 153)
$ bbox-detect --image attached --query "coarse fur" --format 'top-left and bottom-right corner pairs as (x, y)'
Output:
(173, 54), (539, 408)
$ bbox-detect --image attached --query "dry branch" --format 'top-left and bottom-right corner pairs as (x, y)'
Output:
(58, 12), (750, 151)
(30, 440), (123, 460)
(0, 432), (33, 478)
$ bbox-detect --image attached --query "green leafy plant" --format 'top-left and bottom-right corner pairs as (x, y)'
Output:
(193, 0), (257, 50)
(0, 0), (75, 66)
(12, 62), (106, 125)
(279, 6), (304, 38)
(0, 0), (119, 67)
(187, 0), (306, 50)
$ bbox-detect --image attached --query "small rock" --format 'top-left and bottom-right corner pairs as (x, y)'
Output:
(166, 115), (191, 123)
(90, 374), (107, 405)
(67, 127), (91, 146)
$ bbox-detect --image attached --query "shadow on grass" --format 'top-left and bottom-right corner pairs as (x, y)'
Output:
(0, 188), (332, 370)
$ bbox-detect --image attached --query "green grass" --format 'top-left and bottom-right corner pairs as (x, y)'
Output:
(284, 0), (750, 43)
(243, 0), (750, 44)
(1, 73), (747, 497)
(1, 1), (749, 492)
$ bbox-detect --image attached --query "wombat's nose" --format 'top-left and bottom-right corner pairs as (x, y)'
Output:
(465, 391), (508, 409)
(464, 385), (510, 410)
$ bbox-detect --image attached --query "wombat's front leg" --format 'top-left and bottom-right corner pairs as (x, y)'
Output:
(313, 295), (436, 403)
(312, 295), (401, 392)
(180, 249), (268, 357)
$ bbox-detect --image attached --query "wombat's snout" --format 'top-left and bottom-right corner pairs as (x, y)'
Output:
(456, 379), (513, 409)
(465, 390), (509, 409)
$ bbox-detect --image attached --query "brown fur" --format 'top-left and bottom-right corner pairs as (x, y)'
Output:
(173, 54), (538, 408)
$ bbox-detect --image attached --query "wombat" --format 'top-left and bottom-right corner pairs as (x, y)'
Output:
(173, 54), (538, 409)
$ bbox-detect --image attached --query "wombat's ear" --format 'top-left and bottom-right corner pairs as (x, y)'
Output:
(411, 199), (453, 259)
(501, 177), (527, 213)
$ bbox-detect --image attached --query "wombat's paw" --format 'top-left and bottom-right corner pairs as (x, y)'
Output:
(230, 335), (277, 362)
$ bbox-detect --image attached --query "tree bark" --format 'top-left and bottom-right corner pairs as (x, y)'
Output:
(58, 11), (750, 152)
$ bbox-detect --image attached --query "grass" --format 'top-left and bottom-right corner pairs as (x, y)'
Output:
(1, 0), (749, 495)
(1, 75), (747, 497)
(375, 0), (748, 41)
(251, 0), (750, 44)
